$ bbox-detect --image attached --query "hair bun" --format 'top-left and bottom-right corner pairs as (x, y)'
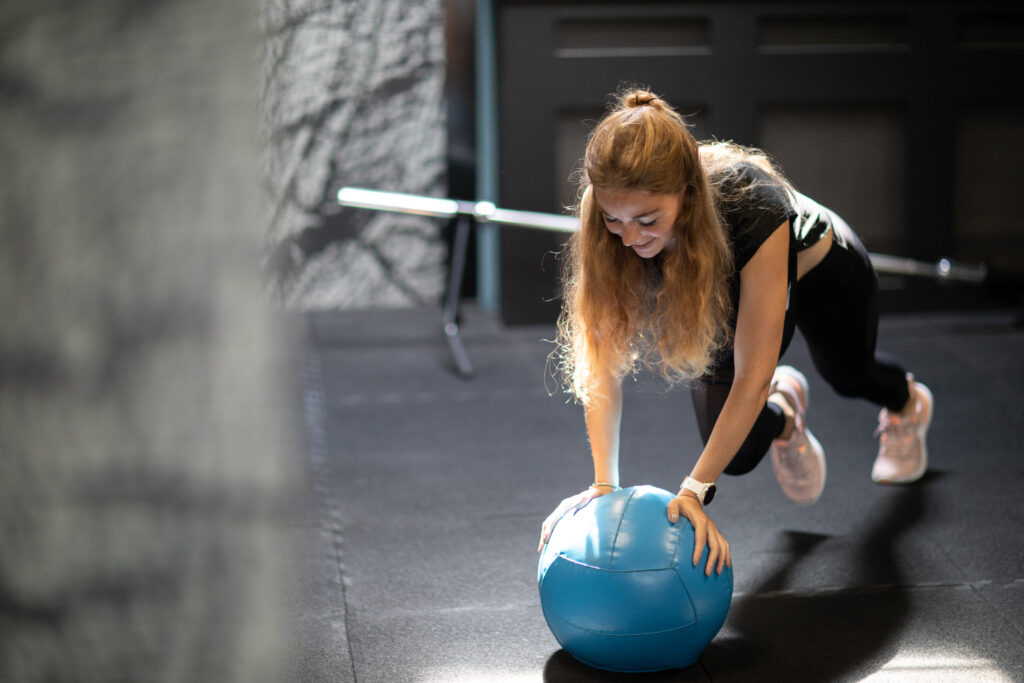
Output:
(624, 89), (658, 109)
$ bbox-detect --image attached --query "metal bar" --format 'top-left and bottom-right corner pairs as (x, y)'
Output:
(474, 203), (578, 232)
(337, 188), (578, 232)
(869, 253), (987, 283)
(338, 186), (989, 285)
(336, 187), (462, 218)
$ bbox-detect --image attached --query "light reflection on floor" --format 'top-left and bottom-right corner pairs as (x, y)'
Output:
(422, 650), (1015, 683)
(863, 650), (1013, 682)
(423, 672), (541, 683)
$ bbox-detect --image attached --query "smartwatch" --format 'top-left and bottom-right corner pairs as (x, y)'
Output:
(680, 476), (717, 505)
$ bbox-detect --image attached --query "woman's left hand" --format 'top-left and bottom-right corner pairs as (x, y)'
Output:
(538, 486), (615, 553)
(666, 495), (731, 576)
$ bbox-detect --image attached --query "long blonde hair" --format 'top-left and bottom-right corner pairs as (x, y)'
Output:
(554, 88), (735, 403)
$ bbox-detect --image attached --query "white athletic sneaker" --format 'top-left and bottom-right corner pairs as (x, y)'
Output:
(872, 376), (933, 484)
(770, 366), (826, 505)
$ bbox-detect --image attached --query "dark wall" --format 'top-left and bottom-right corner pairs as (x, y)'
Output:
(488, 1), (1024, 324)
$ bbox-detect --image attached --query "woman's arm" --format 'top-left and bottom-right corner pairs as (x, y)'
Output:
(667, 220), (791, 574)
(584, 362), (624, 488)
(692, 221), (790, 481)
(538, 362), (624, 551)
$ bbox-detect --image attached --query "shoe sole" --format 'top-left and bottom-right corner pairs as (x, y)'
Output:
(873, 382), (932, 485)
(803, 429), (826, 505)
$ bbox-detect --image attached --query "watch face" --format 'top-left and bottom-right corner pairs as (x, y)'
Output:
(704, 484), (717, 505)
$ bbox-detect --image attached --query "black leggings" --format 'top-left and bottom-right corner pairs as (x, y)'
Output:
(690, 219), (910, 476)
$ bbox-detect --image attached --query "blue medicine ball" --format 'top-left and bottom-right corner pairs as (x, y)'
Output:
(538, 485), (733, 673)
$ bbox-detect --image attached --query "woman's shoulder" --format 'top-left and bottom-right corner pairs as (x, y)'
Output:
(708, 159), (796, 270)
(714, 161), (786, 206)
(712, 162), (792, 227)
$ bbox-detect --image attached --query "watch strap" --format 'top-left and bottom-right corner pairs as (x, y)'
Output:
(680, 476), (716, 505)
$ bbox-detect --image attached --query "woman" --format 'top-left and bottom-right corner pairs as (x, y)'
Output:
(538, 88), (933, 576)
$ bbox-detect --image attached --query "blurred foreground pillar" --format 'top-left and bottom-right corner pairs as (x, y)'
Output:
(0, 2), (298, 681)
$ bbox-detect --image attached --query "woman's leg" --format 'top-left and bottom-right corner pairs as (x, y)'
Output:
(690, 381), (786, 475)
(795, 218), (933, 483)
(794, 219), (910, 412)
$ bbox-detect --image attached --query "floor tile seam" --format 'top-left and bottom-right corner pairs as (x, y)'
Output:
(314, 333), (553, 346)
(358, 599), (542, 620)
(733, 578), (1016, 600)
(304, 348), (360, 683)
(334, 387), (557, 406)
(315, 327), (1022, 355)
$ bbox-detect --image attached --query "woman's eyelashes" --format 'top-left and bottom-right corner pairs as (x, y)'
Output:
(603, 216), (658, 229)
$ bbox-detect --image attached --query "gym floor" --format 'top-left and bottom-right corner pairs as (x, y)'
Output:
(289, 305), (1024, 682)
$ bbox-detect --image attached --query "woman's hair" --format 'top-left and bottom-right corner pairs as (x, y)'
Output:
(554, 87), (756, 403)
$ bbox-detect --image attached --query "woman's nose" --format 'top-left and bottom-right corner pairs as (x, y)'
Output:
(621, 224), (643, 246)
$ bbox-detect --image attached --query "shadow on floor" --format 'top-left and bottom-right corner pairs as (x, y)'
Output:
(543, 476), (932, 682)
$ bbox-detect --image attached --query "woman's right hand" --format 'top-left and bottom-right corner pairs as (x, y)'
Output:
(537, 485), (617, 553)
(666, 493), (731, 576)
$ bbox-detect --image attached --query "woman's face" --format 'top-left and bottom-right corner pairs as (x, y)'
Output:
(593, 186), (681, 258)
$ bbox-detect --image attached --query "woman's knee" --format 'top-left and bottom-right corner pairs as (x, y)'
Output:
(723, 431), (776, 476)
(722, 400), (786, 475)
